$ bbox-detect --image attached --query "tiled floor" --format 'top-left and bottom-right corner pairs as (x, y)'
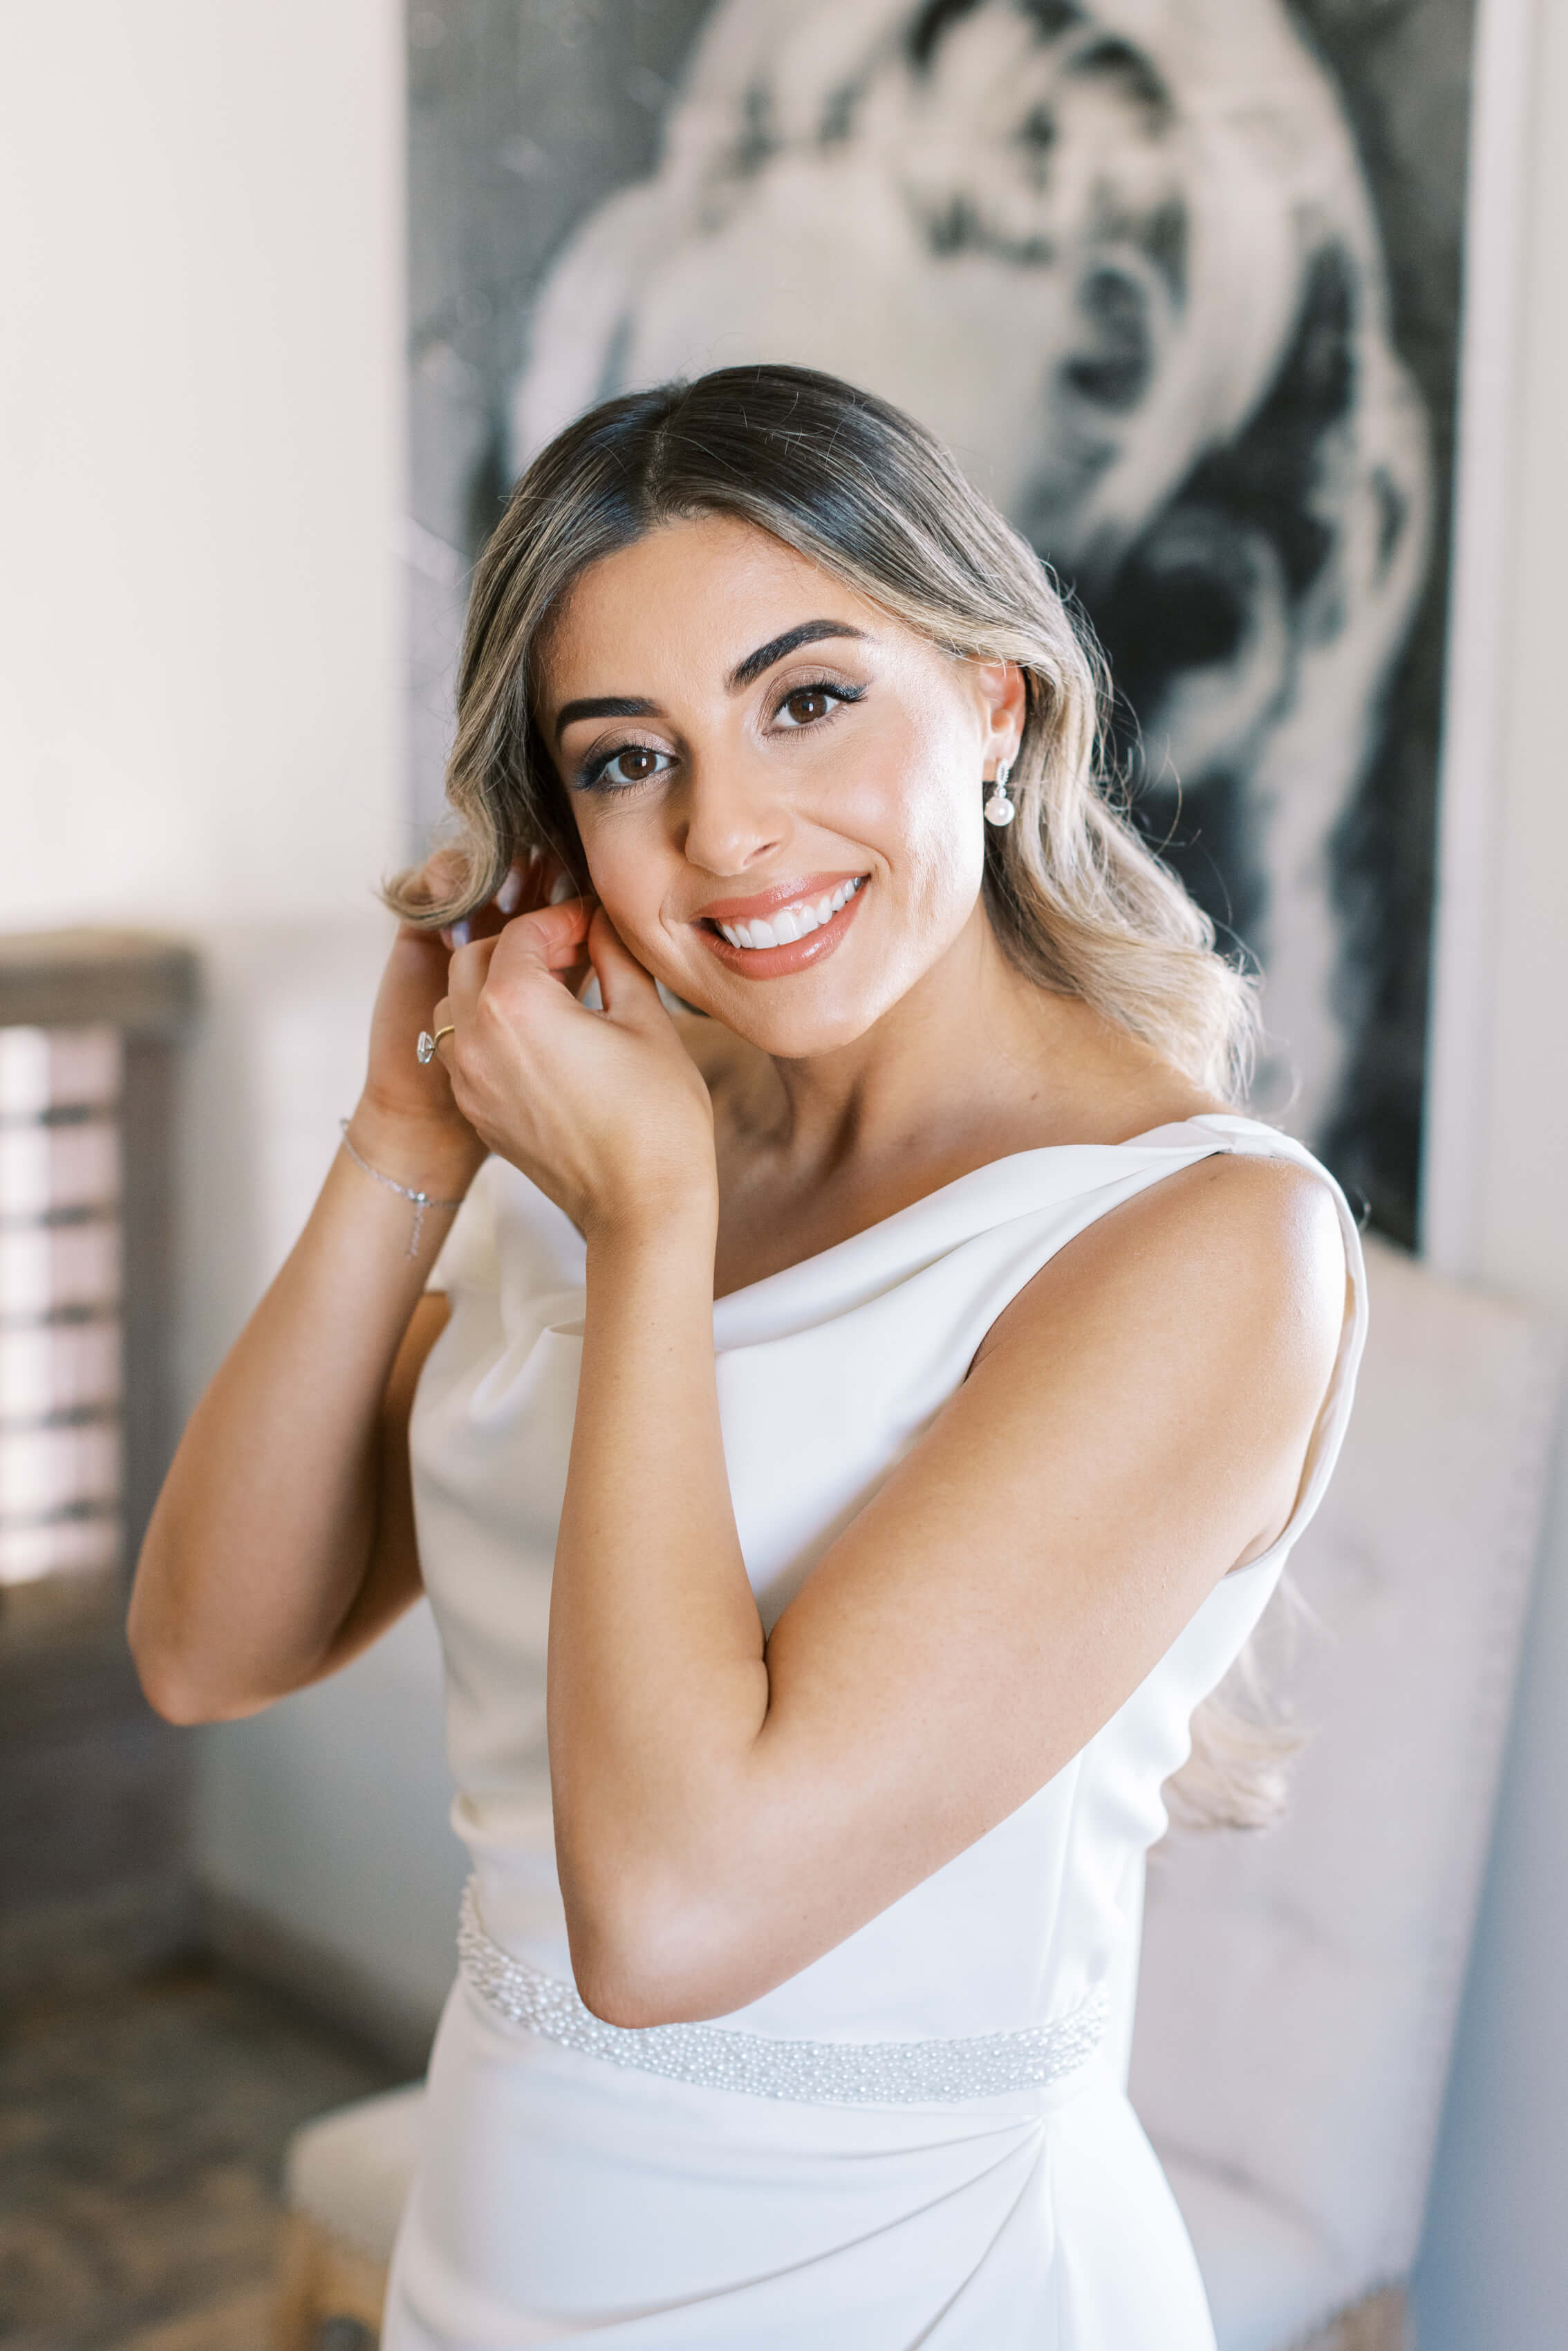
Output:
(0, 1956), (402, 2351)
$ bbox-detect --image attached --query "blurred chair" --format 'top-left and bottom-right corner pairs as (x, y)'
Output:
(1133, 1236), (1563, 2350)
(274, 2084), (422, 2350)
(274, 1237), (1563, 2351)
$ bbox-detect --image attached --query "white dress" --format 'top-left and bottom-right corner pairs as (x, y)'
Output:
(385, 1115), (1367, 2350)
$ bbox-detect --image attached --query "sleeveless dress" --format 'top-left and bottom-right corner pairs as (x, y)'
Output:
(385, 1114), (1367, 2350)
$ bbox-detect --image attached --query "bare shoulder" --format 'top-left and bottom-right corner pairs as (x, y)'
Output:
(983, 1145), (1349, 1423)
(1122, 1146), (1347, 1284)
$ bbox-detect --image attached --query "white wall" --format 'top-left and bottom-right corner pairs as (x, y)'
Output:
(0, 2), (465, 2038)
(1413, 0), (1568, 2339)
(0, 1), (408, 930)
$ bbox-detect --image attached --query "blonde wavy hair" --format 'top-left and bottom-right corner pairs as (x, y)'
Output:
(393, 363), (1289, 1830)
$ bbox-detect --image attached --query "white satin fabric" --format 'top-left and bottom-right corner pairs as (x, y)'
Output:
(386, 1115), (1366, 2348)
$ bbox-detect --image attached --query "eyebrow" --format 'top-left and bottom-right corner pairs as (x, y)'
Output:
(726, 619), (868, 690)
(552, 620), (869, 742)
(553, 694), (658, 743)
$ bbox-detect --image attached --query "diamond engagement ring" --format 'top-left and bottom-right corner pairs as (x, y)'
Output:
(416, 1025), (456, 1065)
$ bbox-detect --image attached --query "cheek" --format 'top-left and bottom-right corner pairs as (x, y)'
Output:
(575, 816), (667, 938)
(850, 727), (986, 922)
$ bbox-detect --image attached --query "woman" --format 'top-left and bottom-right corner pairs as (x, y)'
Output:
(131, 366), (1363, 2348)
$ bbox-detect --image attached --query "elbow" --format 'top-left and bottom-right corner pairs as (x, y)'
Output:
(566, 1879), (745, 2031)
(574, 1953), (698, 2034)
(126, 1583), (200, 1724)
(574, 1971), (664, 2034)
(141, 1682), (210, 1727)
(127, 1599), (263, 1728)
(129, 1634), (226, 1726)
(126, 1543), (207, 1723)
(134, 1659), (266, 1727)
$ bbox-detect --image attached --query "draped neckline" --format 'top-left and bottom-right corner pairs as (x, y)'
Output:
(708, 1112), (1269, 1322)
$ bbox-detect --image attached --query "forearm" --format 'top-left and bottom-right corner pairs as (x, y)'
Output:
(548, 1203), (770, 2006)
(128, 1105), (476, 1718)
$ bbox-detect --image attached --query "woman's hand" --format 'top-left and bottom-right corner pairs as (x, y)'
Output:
(433, 900), (717, 1247)
(356, 847), (579, 1194)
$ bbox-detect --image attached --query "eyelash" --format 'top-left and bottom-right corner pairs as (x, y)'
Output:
(574, 679), (866, 793)
(772, 678), (866, 730)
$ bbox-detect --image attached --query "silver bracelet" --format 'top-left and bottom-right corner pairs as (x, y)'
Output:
(337, 1119), (467, 1258)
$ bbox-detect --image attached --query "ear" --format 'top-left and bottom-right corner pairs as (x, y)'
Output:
(973, 658), (1028, 772)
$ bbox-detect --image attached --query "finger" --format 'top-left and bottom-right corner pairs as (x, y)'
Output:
(445, 850), (542, 946)
(422, 992), (459, 1079)
(392, 914), (460, 967)
(443, 898), (509, 949)
(492, 848), (541, 919)
(586, 907), (664, 1024)
(487, 898), (596, 992)
(444, 933), (502, 1023)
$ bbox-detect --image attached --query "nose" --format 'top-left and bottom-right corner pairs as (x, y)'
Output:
(675, 752), (788, 880)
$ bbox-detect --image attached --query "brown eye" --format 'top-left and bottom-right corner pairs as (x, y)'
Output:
(783, 689), (830, 725)
(592, 743), (674, 790)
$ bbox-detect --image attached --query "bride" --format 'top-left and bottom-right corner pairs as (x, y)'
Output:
(130, 364), (1362, 2348)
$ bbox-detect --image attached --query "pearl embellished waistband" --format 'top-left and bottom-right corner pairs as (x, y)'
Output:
(457, 1879), (1108, 2107)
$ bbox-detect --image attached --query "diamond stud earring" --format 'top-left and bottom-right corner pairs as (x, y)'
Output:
(983, 759), (1016, 828)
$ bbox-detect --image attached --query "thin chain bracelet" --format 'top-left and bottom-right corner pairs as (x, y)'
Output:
(337, 1119), (467, 1257)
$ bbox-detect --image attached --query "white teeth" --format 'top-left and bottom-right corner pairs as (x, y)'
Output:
(716, 877), (866, 951)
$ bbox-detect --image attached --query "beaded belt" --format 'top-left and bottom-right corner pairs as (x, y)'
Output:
(458, 1879), (1107, 2107)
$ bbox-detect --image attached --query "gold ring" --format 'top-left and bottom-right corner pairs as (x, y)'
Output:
(416, 1025), (456, 1066)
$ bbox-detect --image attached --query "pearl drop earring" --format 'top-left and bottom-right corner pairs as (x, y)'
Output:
(983, 758), (1016, 828)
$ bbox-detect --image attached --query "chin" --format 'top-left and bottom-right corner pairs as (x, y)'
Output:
(725, 998), (888, 1059)
(691, 954), (922, 1059)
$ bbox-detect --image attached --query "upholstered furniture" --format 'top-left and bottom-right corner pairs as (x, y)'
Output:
(273, 2085), (422, 2349)
(274, 1237), (1562, 2350)
(1134, 1236), (1562, 2350)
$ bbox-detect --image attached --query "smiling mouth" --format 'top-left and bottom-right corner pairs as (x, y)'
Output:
(695, 873), (870, 978)
(711, 875), (866, 951)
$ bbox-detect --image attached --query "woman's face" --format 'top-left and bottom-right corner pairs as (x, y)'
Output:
(537, 514), (1020, 1059)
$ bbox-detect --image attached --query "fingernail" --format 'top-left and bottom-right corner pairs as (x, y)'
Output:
(494, 870), (523, 915)
(548, 871), (577, 905)
(449, 918), (472, 947)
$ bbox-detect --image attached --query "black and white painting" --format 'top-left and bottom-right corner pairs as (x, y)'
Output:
(407, 0), (1476, 1243)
